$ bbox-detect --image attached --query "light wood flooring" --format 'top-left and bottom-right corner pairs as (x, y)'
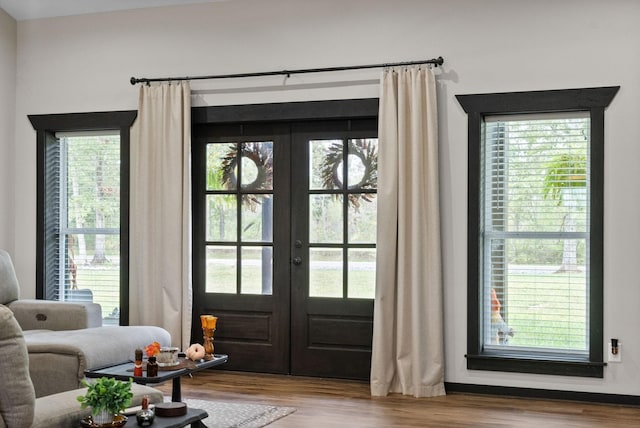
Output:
(155, 370), (640, 427)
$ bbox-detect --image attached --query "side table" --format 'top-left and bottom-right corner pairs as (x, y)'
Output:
(85, 354), (228, 402)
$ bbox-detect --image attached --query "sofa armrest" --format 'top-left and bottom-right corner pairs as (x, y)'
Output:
(7, 299), (102, 330)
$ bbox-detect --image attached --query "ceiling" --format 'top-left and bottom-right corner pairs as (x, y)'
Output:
(0, 0), (223, 21)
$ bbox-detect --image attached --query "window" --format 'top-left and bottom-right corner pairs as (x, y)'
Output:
(29, 111), (136, 326)
(457, 87), (619, 377)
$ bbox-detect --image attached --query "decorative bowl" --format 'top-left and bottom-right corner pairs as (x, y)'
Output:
(156, 346), (180, 367)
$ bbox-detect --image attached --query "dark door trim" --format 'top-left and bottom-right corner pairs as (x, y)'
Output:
(192, 99), (379, 125)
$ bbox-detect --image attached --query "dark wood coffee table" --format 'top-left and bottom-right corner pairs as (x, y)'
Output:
(85, 354), (228, 402)
(123, 407), (208, 428)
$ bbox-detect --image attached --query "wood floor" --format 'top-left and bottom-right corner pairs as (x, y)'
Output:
(154, 370), (640, 427)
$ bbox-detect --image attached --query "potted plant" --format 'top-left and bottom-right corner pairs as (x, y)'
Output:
(77, 377), (133, 425)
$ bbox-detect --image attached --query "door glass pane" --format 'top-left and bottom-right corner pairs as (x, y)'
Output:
(241, 246), (273, 295)
(347, 249), (376, 299)
(309, 248), (342, 298)
(348, 194), (377, 244)
(309, 195), (343, 243)
(207, 143), (237, 191)
(206, 195), (237, 241)
(240, 142), (273, 190)
(206, 246), (236, 293)
(347, 139), (377, 189)
(242, 195), (273, 242)
(310, 139), (343, 190)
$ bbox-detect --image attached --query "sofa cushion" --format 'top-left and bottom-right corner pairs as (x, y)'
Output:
(0, 304), (35, 428)
(0, 250), (20, 305)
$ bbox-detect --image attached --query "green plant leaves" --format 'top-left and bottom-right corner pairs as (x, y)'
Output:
(77, 377), (133, 414)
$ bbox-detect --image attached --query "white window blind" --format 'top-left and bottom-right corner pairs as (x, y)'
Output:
(482, 113), (590, 354)
(52, 131), (121, 325)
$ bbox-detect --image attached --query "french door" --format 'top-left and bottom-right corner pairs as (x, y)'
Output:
(191, 101), (378, 380)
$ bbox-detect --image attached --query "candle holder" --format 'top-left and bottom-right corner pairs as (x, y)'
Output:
(200, 315), (218, 361)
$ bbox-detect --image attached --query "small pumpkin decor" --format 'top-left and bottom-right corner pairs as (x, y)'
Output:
(185, 343), (206, 361)
(77, 377), (133, 427)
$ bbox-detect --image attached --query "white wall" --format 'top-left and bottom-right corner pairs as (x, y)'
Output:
(0, 8), (16, 252)
(10, 0), (640, 395)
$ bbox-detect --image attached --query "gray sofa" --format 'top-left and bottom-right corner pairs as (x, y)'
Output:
(0, 249), (172, 397)
(0, 304), (164, 428)
(24, 324), (171, 397)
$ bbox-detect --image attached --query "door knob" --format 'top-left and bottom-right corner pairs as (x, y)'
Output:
(292, 256), (302, 265)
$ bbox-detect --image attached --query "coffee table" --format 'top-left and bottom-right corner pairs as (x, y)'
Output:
(123, 407), (208, 428)
(85, 354), (228, 402)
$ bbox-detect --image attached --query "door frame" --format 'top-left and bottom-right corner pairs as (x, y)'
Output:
(191, 99), (379, 375)
(192, 99), (379, 126)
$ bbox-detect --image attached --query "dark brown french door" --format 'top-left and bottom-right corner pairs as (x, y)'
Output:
(289, 120), (377, 379)
(191, 101), (378, 380)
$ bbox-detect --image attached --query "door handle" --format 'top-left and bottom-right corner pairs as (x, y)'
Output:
(292, 256), (302, 266)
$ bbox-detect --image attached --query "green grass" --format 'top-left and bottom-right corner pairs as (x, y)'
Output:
(205, 262), (375, 299)
(502, 271), (587, 350)
(70, 255), (375, 328)
(75, 260), (583, 351)
(73, 266), (120, 322)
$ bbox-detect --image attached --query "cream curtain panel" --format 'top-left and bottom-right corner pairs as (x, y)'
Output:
(130, 82), (193, 350)
(370, 67), (445, 398)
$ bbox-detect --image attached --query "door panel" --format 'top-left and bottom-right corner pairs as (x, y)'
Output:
(290, 120), (377, 380)
(192, 123), (290, 374)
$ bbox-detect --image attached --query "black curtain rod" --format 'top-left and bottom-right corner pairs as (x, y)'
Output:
(130, 56), (444, 85)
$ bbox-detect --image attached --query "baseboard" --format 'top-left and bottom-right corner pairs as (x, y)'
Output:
(444, 382), (640, 406)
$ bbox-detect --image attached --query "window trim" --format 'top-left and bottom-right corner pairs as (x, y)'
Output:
(456, 87), (619, 377)
(29, 111), (137, 325)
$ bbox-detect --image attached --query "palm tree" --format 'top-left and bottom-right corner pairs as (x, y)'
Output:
(543, 154), (586, 273)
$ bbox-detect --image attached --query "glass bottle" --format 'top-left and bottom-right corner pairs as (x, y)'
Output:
(146, 356), (158, 377)
(134, 348), (143, 377)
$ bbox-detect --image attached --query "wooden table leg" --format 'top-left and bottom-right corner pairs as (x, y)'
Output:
(171, 377), (182, 402)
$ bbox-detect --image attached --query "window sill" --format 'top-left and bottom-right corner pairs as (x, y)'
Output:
(465, 353), (605, 378)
